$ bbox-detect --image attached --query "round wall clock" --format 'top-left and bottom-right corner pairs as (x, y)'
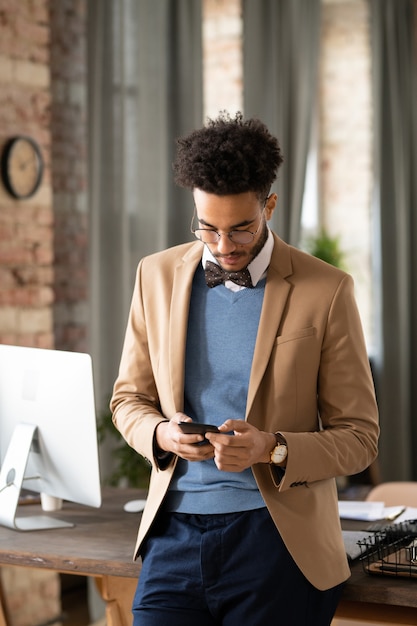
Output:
(1, 135), (44, 199)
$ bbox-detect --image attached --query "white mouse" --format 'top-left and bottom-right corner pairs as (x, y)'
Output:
(123, 499), (146, 513)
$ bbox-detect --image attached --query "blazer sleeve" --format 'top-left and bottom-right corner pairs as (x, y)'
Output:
(267, 273), (379, 491)
(110, 259), (170, 470)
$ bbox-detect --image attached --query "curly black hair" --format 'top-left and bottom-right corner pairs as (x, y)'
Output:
(173, 111), (284, 201)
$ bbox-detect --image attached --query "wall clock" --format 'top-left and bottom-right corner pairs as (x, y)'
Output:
(1, 135), (44, 199)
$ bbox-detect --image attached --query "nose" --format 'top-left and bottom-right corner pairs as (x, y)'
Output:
(216, 232), (237, 254)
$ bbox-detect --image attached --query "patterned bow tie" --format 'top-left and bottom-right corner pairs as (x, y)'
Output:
(204, 260), (253, 288)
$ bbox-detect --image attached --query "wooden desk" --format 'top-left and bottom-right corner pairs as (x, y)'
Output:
(336, 561), (417, 624)
(336, 520), (417, 624)
(0, 487), (143, 626)
(1, 491), (417, 626)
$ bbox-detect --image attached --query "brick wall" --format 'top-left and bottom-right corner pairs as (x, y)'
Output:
(0, 0), (88, 353)
(50, 0), (89, 353)
(0, 0), (54, 349)
(1, 567), (61, 626)
(203, 0), (243, 118)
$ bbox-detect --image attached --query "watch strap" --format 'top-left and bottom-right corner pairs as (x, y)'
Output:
(274, 432), (286, 446)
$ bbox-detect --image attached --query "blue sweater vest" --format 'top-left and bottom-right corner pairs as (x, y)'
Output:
(164, 264), (267, 514)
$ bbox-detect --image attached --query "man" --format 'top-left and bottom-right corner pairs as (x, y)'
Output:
(111, 112), (379, 625)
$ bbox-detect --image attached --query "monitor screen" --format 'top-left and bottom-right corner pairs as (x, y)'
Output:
(0, 345), (102, 530)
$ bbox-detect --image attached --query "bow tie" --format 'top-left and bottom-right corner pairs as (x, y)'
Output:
(204, 260), (253, 288)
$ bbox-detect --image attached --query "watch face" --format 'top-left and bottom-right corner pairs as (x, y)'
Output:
(1, 136), (43, 199)
(271, 444), (287, 464)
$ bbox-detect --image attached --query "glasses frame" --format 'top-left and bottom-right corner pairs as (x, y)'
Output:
(191, 196), (269, 246)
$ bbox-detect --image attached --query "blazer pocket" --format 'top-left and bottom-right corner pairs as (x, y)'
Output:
(275, 327), (316, 345)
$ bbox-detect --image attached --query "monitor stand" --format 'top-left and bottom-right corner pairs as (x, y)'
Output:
(0, 422), (73, 531)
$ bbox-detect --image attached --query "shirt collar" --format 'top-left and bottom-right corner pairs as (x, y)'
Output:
(202, 228), (274, 288)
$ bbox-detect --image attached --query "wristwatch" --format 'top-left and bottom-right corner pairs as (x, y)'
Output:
(270, 433), (288, 465)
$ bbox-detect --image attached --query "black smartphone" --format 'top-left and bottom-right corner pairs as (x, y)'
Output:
(178, 422), (219, 435)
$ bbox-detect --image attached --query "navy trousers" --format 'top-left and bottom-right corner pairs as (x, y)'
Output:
(133, 507), (344, 626)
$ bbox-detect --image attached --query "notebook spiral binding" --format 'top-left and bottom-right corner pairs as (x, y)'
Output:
(358, 519), (417, 578)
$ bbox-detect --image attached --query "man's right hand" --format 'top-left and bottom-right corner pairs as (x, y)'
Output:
(155, 413), (215, 461)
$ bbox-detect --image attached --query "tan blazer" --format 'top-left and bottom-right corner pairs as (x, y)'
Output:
(111, 232), (379, 591)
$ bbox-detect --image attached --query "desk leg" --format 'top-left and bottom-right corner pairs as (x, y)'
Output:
(0, 574), (9, 626)
(95, 576), (137, 626)
(0, 598), (8, 626)
(0, 602), (7, 626)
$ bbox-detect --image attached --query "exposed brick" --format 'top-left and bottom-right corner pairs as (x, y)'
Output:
(319, 0), (373, 341)
(0, 53), (13, 80)
(1, 566), (61, 626)
(0, 285), (54, 307)
(19, 306), (53, 333)
(49, 0), (89, 353)
(203, 0), (242, 118)
(15, 59), (50, 87)
(0, 306), (16, 332)
(0, 0), (58, 355)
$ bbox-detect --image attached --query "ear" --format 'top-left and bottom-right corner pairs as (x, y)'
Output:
(265, 193), (277, 221)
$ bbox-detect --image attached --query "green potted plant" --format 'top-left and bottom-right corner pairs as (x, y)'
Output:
(304, 228), (346, 269)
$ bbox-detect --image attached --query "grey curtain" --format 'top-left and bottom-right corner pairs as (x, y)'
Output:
(243, 0), (321, 245)
(370, 0), (417, 480)
(88, 0), (203, 410)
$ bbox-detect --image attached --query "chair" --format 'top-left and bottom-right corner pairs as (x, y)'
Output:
(332, 482), (417, 626)
(365, 482), (417, 508)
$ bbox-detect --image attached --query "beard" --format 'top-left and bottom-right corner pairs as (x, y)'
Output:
(246, 220), (269, 265)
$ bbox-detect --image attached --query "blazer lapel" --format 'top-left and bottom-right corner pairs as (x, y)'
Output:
(168, 243), (204, 411)
(246, 234), (293, 416)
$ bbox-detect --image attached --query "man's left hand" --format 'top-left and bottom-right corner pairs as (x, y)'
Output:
(205, 420), (276, 472)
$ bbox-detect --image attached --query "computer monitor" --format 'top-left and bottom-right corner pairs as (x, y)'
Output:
(0, 345), (102, 531)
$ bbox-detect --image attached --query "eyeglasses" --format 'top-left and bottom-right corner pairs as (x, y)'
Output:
(191, 200), (268, 245)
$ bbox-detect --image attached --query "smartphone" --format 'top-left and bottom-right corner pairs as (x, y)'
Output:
(178, 422), (219, 435)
